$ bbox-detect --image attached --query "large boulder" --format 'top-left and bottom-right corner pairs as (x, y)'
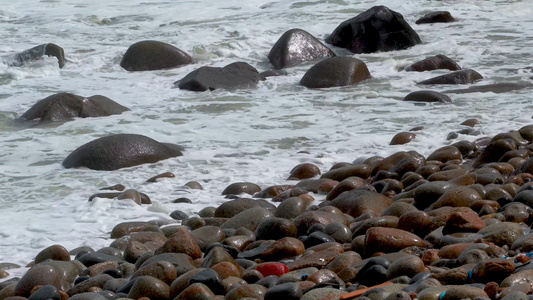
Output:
(268, 28), (335, 69)
(62, 134), (183, 171)
(3, 43), (66, 68)
(175, 62), (261, 91)
(418, 69), (483, 85)
(300, 56), (371, 88)
(325, 6), (421, 54)
(19, 93), (129, 123)
(120, 40), (192, 71)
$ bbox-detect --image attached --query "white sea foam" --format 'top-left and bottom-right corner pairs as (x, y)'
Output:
(0, 0), (532, 279)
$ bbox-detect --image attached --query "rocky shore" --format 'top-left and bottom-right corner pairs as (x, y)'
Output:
(2, 124), (533, 300)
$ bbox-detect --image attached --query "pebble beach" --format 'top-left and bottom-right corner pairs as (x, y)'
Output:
(2, 0), (533, 299)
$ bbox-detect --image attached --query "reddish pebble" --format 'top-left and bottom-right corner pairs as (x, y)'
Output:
(256, 262), (289, 277)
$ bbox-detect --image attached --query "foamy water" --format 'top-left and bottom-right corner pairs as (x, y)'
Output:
(1, 0), (532, 279)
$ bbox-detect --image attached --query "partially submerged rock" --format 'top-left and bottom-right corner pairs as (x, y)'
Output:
(405, 55), (461, 72)
(300, 56), (371, 88)
(2, 43), (66, 68)
(403, 90), (452, 103)
(418, 69), (483, 85)
(18, 93), (129, 124)
(325, 6), (421, 54)
(175, 62), (261, 91)
(62, 134), (183, 171)
(268, 28), (335, 69)
(416, 11), (456, 24)
(120, 40), (192, 71)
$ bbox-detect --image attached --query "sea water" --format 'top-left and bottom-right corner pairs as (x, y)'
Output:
(0, 0), (532, 279)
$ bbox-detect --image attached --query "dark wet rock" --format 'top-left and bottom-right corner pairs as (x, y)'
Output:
(169, 269), (207, 299)
(474, 138), (517, 168)
(264, 282), (302, 300)
(430, 186), (483, 209)
(221, 207), (274, 231)
(444, 82), (532, 94)
(127, 276), (170, 299)
(260, 237), (305, 261)
(479, 222), (524, 247)
(140, 253), (195, 276)
(120, 40), (192, 71)
(403, 90), (452, 103)
(364, 227), (426, 257)
(146, 172), (175, 183)
(329, 189), (393, 218)
(288, 163), (321, 180)
(500, 270), (533, 290)
(300, 288), (348, 300)
(390, 132), (416, 145)
(268, 28), (335, 69)
(321, 164), (371, 182)
(191, 226), (226, 252)
(28, 285), (61, 300)
(14, 265), (62, 297)
(352, 216), (399, 237)
(406, 55), (461, 72)
(274, 197), (308, 219)
(255, 184), (297, 199)
(76, 252), (125, 267)
(255, 217), (297, 240)
(169, 210), (189, 221)
(131, 260), (177, 285)
(427, 146), (462, 163)
(225, 284), (267, 300)
(293, 210), (349, 236)
(355, 257), (391, 286)
(155, 226), (202, 259)
(300, 56), (371, 89)
(221, 182), (261, 196)
(304, 231), (336, 248)
(326, 177), (367, 201)
(175, 62), (261, 91)
(442, 285), (488, 300)
(412, 181), (455, 209)
(35, 244), (70, 264)
(324, 222), (352, 243)
(416, 11), (456, 24)
(472, 258), (515, 284)
(419, 69), (483, 85)
(174, 282), (215, 300)
(19, 93), (129, 124)
(63, 134), (183, 171)
(188, 268), (224, 295)
(68, 274), (114, 296)
(325, 6), (421, 54)
(4, 43), (66, 68)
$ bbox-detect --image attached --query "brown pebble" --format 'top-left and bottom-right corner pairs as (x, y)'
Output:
(288, 163), (321, 180)
(364, 227), (426, 257)
(145, 171), (175, 183)
(34, 245), (70, 264)
(390, 132), (416, 145)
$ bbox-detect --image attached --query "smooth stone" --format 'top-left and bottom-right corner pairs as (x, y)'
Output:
(35, 245), (70, 264)
(390, 132), (416, 145)
(221, 207), (274, 231)
(403, 90), (452, 103)
(127, 276), (169, 300)
(429, 186), (482, 210)
(268, 28), (335, 69)
(62, 134), (183, 171)
(264, 282), (302, 300)
(154, 226), (202, 259)
(202, 246), (239, 269)
(456, 248), (489, 265)
(479, 222), (524, 247)
(329, 189), (393, 219)
(445, 83), (532, 94)
(211, 261), (240, 280)
(293, 211), (349, 236)
(255, 217), (297, 240)
(474, 139), (517, 168)
(324, 222), (352, 243)
(68, 274), (113, 296)
(27, 285), (61, 300)
(174, 282), (215, 300)
(300, 56), (371, 89)
(140, 253), (195, 276)
(386, 255), (425, 280)
(412, 181), (455, 209)
(472, 258), (515, 284)
(325, 5), (421, 53)
(76, 252), (125, 268)
(442, 207), (486, 235)
(427, 146), (462, 163)
(189, 268), (224, 295)
(14, 265), (62, 297)
(170, 210), (189, 220)
(19, 93), (129, 124)
(325, 251), (362, 274)
(175, 62), (261, 91)
(288, 163), (321, 180)
(130, 261), (177, 285)
(287, 249), (341, 271)
(416, 11), (455, 24)
(418, 69), (483, 85)
(381, 202), (417, 218)
(68, 292), (108, 300)
(321, 164), (371, 182)
(192, 226), (226, 252)
(405, 55), (460, 72)
(364, 227), (426, 257)
(221, 183), (261, 196)
(261, 237), (305, 261)
(224, 284), (267, 300)
(168, 268), (206, 299)
(300, 288), (347, 300)
(120, 40), (191, 71)
(274, 197), (308, 219)
(441, 285), (488, 300)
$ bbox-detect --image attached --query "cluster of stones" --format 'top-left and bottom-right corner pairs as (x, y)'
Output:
(4, 124), (533, 299)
